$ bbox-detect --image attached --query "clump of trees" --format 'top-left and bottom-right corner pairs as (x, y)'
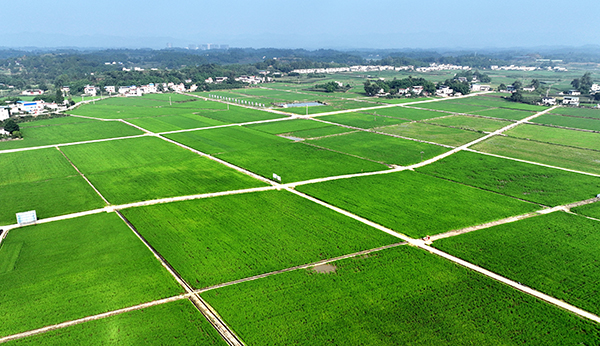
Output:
(364, 76), (435, 97)
(454, 70), (491, 83)
(441, 79), (470, 95)
(1, 118), (21, 138)
(313, 81), (349, 93)
(571, 72), (594, 94)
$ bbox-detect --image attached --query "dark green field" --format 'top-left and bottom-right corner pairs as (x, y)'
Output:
(297, 171), (539, 238)
(434, 212), (600, 316)
(202, 246), (600, 345)
(123, 190), (398, 288)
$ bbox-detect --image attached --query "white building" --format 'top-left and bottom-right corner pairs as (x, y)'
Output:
(471, 84), (491, 92)
(563, 96), (580, 106)
(140, 84), (157, 94)
(0, 107), (10, 121)
(523, 86), (536, 92)
(412, 86), (423, 95)
(590, 84), (600, 94)
(104, 86), (116, 93)
(436, 86), (454, 97)
(542, 97), (556, 105)
(0, 128), (10, 136)
(16, 101), (44, 115)
(84, 85), (97, 96)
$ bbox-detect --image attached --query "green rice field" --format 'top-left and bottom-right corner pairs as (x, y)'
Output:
(202, 246), (600, 345)
(531, 113), (600, 131)
(0, 213), (181, 337)
(123, 190), (398, 288)
(506, 123), (600, 151)
(434, 212), (600, 316)
(297, 171), (539, 238)
(418, 151), (600, 206)
(377, 122), (483, 146)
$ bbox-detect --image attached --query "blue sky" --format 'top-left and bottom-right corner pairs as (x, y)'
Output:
(3, 0), (599, 49)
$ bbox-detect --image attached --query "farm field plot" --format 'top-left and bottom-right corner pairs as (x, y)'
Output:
(216, 141), (388, 182)
(245, 118), (330, 134)
(7, 300), (225, 345)
(202, 246), (600, 345)
(551, 107), (600, 119)
(0, 213), (181, 337)
(506, 124), (600, 151)
(0, 148), (105, 225)
(60, 136), (264, 204)
(372, 106), (449, 121)
(470, 108), (534, 120)
(125, 113), (227, 133)
(0, 117), (144, 150)
(165, 126), (289, 154)
(288, 125), (354, 139)
(377, 122), (482, 146)
(434, 212), (600, 317)
(195, 105), (287, 123)
(418, 151), (600, 206)
(167, 128), (389, 182)
(297, 171), (538, 238)
(413, 101), (491, 113)
(573, 201), (600, 219)
(453, 96), (547, 111)
(123, 190), (398, 288)
(67, 104), (196, 119)
(531, 113), (600, 132)
(307, 131), (449, 165)
(318, 112), (409, 129)
(472, 136), (600, 175)
(425, 114), (511, 132)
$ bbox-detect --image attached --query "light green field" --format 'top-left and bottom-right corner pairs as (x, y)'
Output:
(418, 151), (600, 206)
(288, 125), (354, 139)
(0, 148), (105, 225)
(245, 119), (330, 134)
(425, 115), (511, 132)
(123, 190), (398, 288)
(216, 141), (388, 182)
(297, 171), (539, 238)
(470, 108), (534, 120)
(127, 114), (226, 133)
(164, 126), (289, 154)
(308, 131), (449, 165)
(551, 107), (600, 119)
(415, 102), (491, 113)
(378, 122), (483, 146)
(60, 136), (265, 204)
(7, 300), (225, 345)
(472, 136), (600, 175)
(532, 114), (600, 132)
(372, 106), (450, 121)
(194, 106), (287, 123)
(0, 213), (181, 337)
(435, 212), (600, 316)
(0, 117), (143, 150)
(506, 124), (600, 151)
(318, 112), (409, 129)
(202, 246), (600, 345)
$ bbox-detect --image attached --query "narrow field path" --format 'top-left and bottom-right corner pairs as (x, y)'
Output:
(56, 146), (110, 205)
(116, 211), (244, 346)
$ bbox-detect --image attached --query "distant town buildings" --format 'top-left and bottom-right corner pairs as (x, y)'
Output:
(21, 89), (44, 96)
(291, 65), (414, 74)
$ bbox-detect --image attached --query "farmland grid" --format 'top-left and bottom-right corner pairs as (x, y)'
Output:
(2, 90), (600, 344)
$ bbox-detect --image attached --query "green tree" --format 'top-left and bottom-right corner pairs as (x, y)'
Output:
(509, 90), (524, 103)
(498, 83), (507, 91)
(512, 80), (522, 90)
(55, 89), (64, 104)
(531, 79), (540, 89)
(3, 118), (20, 133)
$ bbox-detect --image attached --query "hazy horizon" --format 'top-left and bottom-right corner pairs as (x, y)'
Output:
(2, 0), (599, 50)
